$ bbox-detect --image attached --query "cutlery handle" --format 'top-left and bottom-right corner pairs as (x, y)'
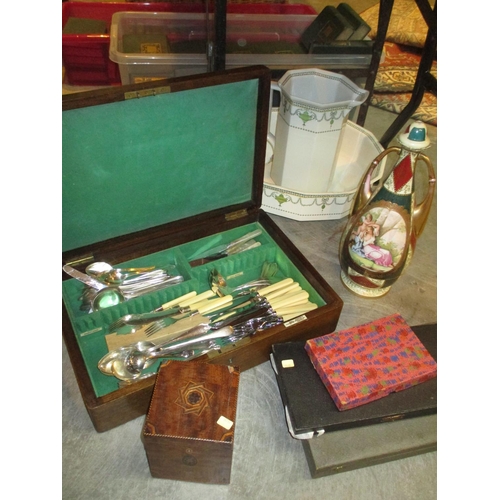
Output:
(258, 278), (294, 296)
(152, 293), (229, 323)
(226, 229), (262, 252)
(196, 295), (233, 314)
(148, 323), (212, 356)
(226, 240), (261, 256)
(269, 290), (309, 310)
(119, 266), (155, 273)
(151, 326), (235, 356)
(262, 282), (300, 301)
(156, 291), (198, 311)
(156, 289), (217, 312)
(209, 301), (263, 325)
(121, 275), (184, 298)
(179, 289), (216, 307)
(279, 302), (318, 321)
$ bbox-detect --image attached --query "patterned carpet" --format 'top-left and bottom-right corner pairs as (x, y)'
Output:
(361, 0), (437, 126)
(371, 42), (437, 125)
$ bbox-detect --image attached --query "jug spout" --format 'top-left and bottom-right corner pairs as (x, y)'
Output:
(352, 90), (369, 105)
(278, 68), (368, 108)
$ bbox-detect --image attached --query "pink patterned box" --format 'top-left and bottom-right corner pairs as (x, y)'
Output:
(304, 313), (437, 411)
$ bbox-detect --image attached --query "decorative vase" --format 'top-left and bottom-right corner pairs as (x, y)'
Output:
(339, 120), (436, 297)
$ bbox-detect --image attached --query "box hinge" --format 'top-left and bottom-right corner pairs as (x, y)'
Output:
(124, 86), (171, 100)
(225, 209), (249, 221)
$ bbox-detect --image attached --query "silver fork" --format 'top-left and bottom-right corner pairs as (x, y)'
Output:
(217, 313), (283, 344)
(108, 306), (192, 332)
(144, 318), (179, 338)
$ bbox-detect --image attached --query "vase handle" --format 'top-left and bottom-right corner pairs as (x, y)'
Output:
(350, 147), (400, 216)
(413, 153), (436, 238)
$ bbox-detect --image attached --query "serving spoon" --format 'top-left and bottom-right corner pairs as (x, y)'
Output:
(99, 323), (211, 375)
(111, 326), (236, 381)
(99, 341), (158, 376)
(111, 349), (200, 382)
(98, 345), (133, 375)
(100, 340), (178, 378)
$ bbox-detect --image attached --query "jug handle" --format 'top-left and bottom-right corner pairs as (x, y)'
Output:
(413, 153), (436, 238)
(266, 82), (281, 162)
(350, 147), (400, 216)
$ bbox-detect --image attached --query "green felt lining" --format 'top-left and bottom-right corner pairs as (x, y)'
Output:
(62, 79), (259, 252)
(62, 223), (326, 398)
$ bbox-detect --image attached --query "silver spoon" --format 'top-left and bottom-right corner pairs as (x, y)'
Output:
(63, 265), (128, 311)
(91, 287), (126, 311)
(65, 264), (183, 312)
(86, 261), (155, 275)
(90, 274), (184, 312)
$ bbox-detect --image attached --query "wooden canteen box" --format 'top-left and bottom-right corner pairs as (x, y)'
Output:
(62, 66), (343, 432)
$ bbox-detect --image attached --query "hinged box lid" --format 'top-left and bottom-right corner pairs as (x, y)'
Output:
(62, 66), (270, 256)
(144, 360), (240, 442)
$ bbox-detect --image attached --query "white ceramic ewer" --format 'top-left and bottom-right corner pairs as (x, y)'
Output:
(268, 69), (369, 193)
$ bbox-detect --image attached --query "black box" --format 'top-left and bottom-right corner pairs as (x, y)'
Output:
(300, 6), (354, 52)
(302, 414), (437, 478)
(337, 3), (371, 40)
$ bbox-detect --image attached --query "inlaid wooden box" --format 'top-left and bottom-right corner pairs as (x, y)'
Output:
(62, 66), (343, 433)
(142, 360), (239, 484)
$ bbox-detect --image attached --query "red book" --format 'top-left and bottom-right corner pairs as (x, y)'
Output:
(304, 313), (437, 411)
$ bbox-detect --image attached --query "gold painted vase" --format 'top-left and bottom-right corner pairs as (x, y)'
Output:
(339, 120), (436, 297)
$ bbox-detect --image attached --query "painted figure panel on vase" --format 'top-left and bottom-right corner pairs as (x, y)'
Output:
(348, 207), (407, 272)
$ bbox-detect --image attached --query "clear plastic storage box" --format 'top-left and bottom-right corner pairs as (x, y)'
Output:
(62, 2), (317, 86)
(109, 11), (373, 84)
